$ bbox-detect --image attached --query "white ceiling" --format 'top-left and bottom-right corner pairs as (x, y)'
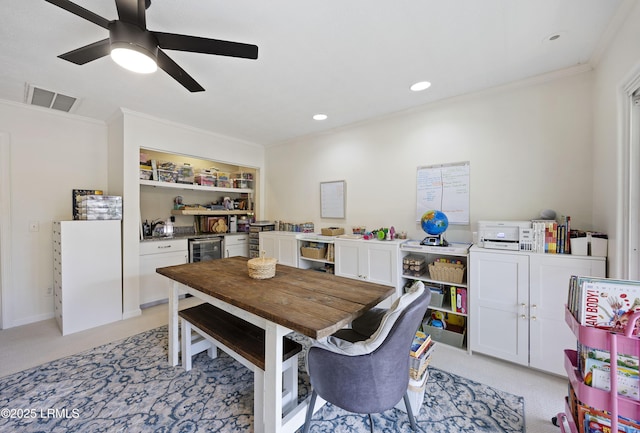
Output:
(0, 0), (628, 146)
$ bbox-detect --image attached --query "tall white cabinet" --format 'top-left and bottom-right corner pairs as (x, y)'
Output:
(53, 220), (123, 335)
(469, 246), (606, 376)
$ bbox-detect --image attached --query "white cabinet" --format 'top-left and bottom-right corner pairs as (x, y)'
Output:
(334, 239), (402, 307)
(139, 238), (188, 307)
(53, 220), (122, 335)
(469, 246), (606, 375)
(259, 231), (299, 267)
(224, 234), (249, 258)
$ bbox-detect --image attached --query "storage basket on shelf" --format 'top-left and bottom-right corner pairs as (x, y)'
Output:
(300, 246), (327, 260)
(321, 227), (345, 236)
(428, 261), (465, 284)
(247, 252), (277, 279)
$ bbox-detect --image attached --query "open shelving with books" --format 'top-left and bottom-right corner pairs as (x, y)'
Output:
(297, 235), (335, 273)
(399, 241), (470, 352)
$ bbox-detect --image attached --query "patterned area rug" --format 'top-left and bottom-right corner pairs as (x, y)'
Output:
(0, 326), (525, 432)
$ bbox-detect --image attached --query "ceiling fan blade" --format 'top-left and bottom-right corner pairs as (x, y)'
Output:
(58, 39), (111, 65)
(115, 0), (146, 28)
(44, 0), (110, 29)
(157, 49), (204, 92)
(155, 32), (258, 60)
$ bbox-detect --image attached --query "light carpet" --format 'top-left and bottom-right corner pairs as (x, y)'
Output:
(0, 326), (525, 432)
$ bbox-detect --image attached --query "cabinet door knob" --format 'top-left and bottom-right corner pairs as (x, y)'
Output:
(521, 314), (527, 319)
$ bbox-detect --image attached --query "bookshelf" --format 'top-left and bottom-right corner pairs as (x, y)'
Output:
(399, 241), (470, 352)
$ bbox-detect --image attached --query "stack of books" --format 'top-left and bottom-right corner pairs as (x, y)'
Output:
(567, 275), (640, 335)
(532, 215), (571, 254)
(409, 330), (435, 380)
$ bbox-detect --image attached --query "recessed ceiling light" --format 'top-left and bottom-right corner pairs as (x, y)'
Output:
(313, 114), (328, 121)
(543, 32), (565, 44)
(410, 81), (431, 92)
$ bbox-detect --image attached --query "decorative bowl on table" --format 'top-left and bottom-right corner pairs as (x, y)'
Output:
(247, 252), (277, 279)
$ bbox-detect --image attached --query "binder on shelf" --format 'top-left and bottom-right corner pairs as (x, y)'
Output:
(456, 287), (467, 314)
(450, 286), (457, 312)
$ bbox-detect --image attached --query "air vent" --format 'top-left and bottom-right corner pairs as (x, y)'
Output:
(25, 84), (78, 113)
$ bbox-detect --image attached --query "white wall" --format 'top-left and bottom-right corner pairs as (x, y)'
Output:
(592, 1), (640, 278)
(265, 69), (596, 244)
(0, 101), (107, 327)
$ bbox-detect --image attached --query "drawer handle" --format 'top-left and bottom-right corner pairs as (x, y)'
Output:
(158, 245), (172, 249)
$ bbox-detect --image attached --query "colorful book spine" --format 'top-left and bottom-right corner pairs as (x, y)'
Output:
(450, 286), (457, 312)
(456, 287), (467, 314)
(409, 330), (432, 358)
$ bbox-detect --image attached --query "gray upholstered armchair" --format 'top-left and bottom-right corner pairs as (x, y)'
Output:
(303, 281), (430, 433)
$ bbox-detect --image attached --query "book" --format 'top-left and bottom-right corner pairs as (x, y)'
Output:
(450, 286), (457, 312)
(456, 287), (467, 314)
(583, 357), (639, 400)
(577, 277), (640, 334)
(579, 405), (640, 433)
(409, 330), (432, 358)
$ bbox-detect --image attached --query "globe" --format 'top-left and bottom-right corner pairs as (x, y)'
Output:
(421, 210), (449, 236)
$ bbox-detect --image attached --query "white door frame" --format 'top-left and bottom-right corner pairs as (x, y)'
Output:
(0, 133), (11, 329)
(618, 64), (640, 280)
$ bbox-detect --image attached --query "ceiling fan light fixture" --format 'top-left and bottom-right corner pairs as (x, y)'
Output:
(111, 44), (157, 73)
(109, 21), (158, 74)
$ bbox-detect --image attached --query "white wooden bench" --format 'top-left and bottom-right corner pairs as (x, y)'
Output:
(179, 303), (303, 431)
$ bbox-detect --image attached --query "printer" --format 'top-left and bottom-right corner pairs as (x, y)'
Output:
(477, 221), (535, 251)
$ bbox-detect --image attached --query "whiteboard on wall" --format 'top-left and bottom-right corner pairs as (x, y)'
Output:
(320, 180), (346, 218)
(416, 162), (470, 225)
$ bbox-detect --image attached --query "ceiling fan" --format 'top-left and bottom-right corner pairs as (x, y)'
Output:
(44, 0), (259, 92)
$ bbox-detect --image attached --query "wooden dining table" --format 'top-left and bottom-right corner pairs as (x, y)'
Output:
(156, 256), (395, 433)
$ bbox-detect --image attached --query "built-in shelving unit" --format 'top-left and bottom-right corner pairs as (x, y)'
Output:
(139, 148), (257, 233)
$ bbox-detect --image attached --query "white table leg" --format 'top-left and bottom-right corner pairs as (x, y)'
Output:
(263, 322), (286, 433)
(168, 281), (180, 366)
